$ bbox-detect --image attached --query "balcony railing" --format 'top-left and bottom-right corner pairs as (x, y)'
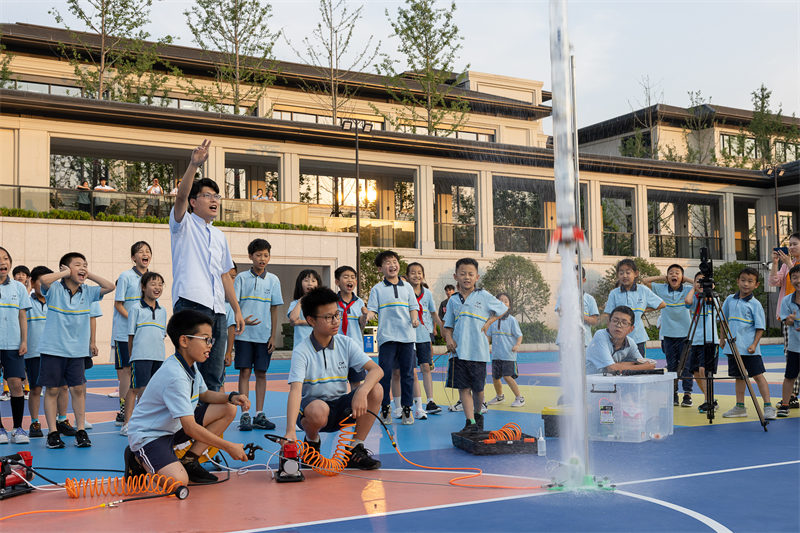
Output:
(649, 234), (722, 259)
(603, 231), (635, 256)
(494, 226), (552, 254)
(435, 222), (476, 250)
(735, 238), (760, 262)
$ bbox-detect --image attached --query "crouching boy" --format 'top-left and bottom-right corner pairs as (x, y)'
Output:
(284, 287), (384, 470)
(125, 310), (250, 484)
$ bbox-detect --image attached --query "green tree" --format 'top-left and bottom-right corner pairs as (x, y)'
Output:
(711, 261), (768, 310)
(619, 76), (662, 159)
(183, 0), (279, 115)
(0, 30), (13, 89)
(374, 0), (469, 136)
(359, 248), (408, 303)
(591, 257), (661, 312)
(481, 254), (550, 324)
(51, 0), (175, 104)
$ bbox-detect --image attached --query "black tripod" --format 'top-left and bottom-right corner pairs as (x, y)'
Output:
(677, 288), (768, 431)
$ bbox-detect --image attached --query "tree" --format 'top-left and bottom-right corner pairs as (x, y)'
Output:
(184, 0), (280, 115)
(0, 30), (13, 89)
(50, 0), (174, 104)
(619, 76), (662, 159)
(481, 254), (550, 324)
(590, 257), (661, 312)
(359, 248), (408, 303)
(374, 0), (469, 136)
(712, 261), (768, 310)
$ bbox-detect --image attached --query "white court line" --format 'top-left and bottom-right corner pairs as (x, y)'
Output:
(615, 490), (732, 533)
(615, 459), (800, 486)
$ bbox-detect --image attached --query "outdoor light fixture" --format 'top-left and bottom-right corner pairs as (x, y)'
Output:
(341, 118), (372, 293)
(341, 120), (353, 131)
(764, 165), (786, 251)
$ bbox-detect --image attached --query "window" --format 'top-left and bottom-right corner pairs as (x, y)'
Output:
(433, 172), (477, 250)
(776, 140), (800, 162)
(601, 186), (635, 256)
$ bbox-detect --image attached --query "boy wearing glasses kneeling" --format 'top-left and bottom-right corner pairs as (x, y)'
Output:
(284, 287), (384, 470)
(585, 306), (655, 374)
(125, 310), (250, 485)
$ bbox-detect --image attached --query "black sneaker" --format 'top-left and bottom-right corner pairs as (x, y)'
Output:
(253, 413), (276, 430)
(345, 443), (381, 470)
(474, 411), (484, 431)
(425, 400), (442, 415)
(681, 394), (693, 408)
(46, 431), (65, 449)
(56, 419), (77, 437)
(75, 429), (92, 447)
(789, 395), (799, 409)
(698, 400), (719, 413)
(673, 393), (679, 406)
(303, 436), (321, 454)
(116, 401), (126, 426)
(776, 401), (790, 418)
(460, 419), (479, 434)
(238, 412), (253, 431)
(29, 421), (44, 438)
(124, 446), (147, 478)
(181, 458), (218, 484)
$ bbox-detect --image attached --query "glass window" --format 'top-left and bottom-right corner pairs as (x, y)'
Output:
(457, 131), (478, 141)
(317, 115), (333, 125)
(16, 81), (49, 93)
(294, 113), (317, 123)
(50, 84), (82, 97)
(601, 186), (635, 256)
(433, 172), (476, 250)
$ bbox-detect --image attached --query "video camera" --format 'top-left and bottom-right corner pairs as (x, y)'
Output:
(698, 247), (715, 297)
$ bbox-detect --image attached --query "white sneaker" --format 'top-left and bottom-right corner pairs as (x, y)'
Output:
(401, 406), (414, 425)
(83, 420), (93, 430)
(487, 395), (505, 405)
(0, 391), (9, 401)
(480, 402), (489, 414)
(511, 396), (526, 408)
(449, 400), (463, 412)
(763, 405), (777, 420)
(108, 390), (120, 398)
(393, 407), (403, 419)
(379, 406), (392, 425)
(10, 427), (30, 444)
(119, 423), (128, 436)
(0, 428), (9, 444)
(722, 404), (747, 418)
(414, 407), (428, 420)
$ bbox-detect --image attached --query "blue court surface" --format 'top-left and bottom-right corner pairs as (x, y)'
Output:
(1, 346), (798, 532)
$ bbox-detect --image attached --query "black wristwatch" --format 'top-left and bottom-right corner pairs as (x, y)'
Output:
(227, 392), (239, 404)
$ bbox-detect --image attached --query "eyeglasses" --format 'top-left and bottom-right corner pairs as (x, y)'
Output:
(610, 318), (632, 327)
(185, 334), (214, 346)
(196, 192), (222, 201)
(314, 311), (342, 323)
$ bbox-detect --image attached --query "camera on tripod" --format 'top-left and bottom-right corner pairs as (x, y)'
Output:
(698, 247), (715, 297)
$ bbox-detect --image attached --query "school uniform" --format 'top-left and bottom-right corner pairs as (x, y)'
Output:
(652, 283), (693, 393)
(686, 295), (720, 374)
(234, 269), (283, 372)
(25, 297), (47, 387)
(488, 315), (522, 380)
(779, 293), (800, 381)
(128, 299), (168, 389)
(288, 300), (312, 348)
(111, 268), (144, 370)
(338, 293), (366, 382)
(412, 287), (437, 366)
(604, 284), (663, 355)
(722, 292), (766, 378)
(555, 292), (600, 347)
(0, 278), (32, 379)
(585, 330), (643, 374)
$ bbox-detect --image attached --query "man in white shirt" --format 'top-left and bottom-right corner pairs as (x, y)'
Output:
(170, 139), (245, 391)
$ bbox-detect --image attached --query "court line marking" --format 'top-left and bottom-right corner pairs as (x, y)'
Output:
(616, 490), (732, 533)
(616, 459), (800, 486)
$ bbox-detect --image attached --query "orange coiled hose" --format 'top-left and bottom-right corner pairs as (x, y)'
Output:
(487, 423), (523, 442)
(294, 416), (357, 476)
(64, 473), (182, 499)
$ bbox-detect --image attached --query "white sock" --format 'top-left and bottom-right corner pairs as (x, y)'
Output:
(393, 398), (401, 410)
(414, 397), (422, 409)
(351, 438), (364, 447)
(306, 435), (320, 443)
(256, 411), (264, 416)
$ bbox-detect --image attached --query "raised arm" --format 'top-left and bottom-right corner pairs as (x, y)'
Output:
(87, 271), (115, 296)
(173, 139), (211, 223)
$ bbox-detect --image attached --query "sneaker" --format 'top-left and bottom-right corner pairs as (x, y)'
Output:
(487, 394), (505, 405)
(401, 406), (414, 425)
(459, 419), (478, 434)
(0, 391), (9, 401)
(119, 423), (128, 436)
(124, 446), (147, 478)
(83, 420), (93, 430)
(511, 396), (526, 407)
(790, 395), (799, 409)
(115, 404), (125, 426)
(238, 412), (253, 431)
(345, 443), (381, 470)
(763, 405), (777, 420)
(393, 407), (403, 419)
(29, 422), (43, 438)
(46, 431), (65, 449)
(698, 400), (718, 413)
(449, 400), (463, 412)
(108, 390), (120, 398)
(0, 428), (8, 444)
(474, 412), (484, 431)
(57, 420), (77, 437)
(303, 436), (321, 455)
(722, 404), (747, 418)
(10, 427), (30, 444)
(379, 405), (392, 426)
(24, 391), (29, 401)
(414, 407), (428, 420)
(75, 429), (92, 447)
(425, 400), (442, 414)
(253, 412), (276, 430)
(673, 393), (679, 406)
(681, 394), (693, 408)
(181, 457), (218, 484)
(480, 402), (489, 414)
(776, 401), (790, 418)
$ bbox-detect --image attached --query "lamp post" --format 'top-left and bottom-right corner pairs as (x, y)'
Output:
(765, 165), (785, 251)
(341, 119), (373, 295)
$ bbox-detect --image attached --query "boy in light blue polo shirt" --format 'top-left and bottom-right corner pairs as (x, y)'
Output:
(38, 252), (115, 449)
(486, 293), (525, 408)
(334, 266), (368, 389)
(643, 264), (694, 406)
(720, 267), (776, 420)
(777, 265), (800, 417)
(111, 241), (152, 427)
(121, 272), (168, 435)
(234, 239), (283, 431)
(556, 266), (600, 348)
(586, 306), (655, 375)
(0, 246), (32, 444)
(25, 266), (52, 438)
(443, 258), (507, 433)
(365, 250), (419, 425)
(603, 258), (665, 356)
(126, 309), (249, 485)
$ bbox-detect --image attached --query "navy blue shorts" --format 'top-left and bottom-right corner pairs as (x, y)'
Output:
(114, 341), (130, 370)
(134, 403), (208, 474)
(299, 389), (357, 433)
(491, 360), (518, 380)
(689, 344), (718, 373)
(446, 358), (486, 393)
(347, 367), (366, 383)
(0, 349), (26, 379)
(728, 355), (766, 378)
(415, 342), (432, 366)
(39, 354), (85, 387)
(131, 360), (163, 389)
(25, 357), (41, 389)
(233, 340), (272, 372)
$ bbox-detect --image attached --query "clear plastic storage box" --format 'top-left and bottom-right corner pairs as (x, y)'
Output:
(586, 372), (675, 443)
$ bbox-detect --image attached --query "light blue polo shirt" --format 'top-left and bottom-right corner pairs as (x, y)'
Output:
(687, 295), (719, 345)
(779, 293), (800, 353)
(604, 284), (663, 344)
(556, 292), (600, 347)
(585, 329), (643, 374)
(413, 287), (437, 343)
(488, 315), (523, 361)
(39, 280), (103, 358)
(288, 333), (370, 409)
(338, 293), (365, 343)
(226, 303), (236, 329)
(367, 278), (417, 346)
(26, 296), (47, 359)
(235, 269), (283, 343)
(443, 289), (508, 362)
(128, 299), (168, 361)
(652, 283), (692, 338)
(128, 353), (207, 452)
(111, 268), (144, 343)
(721, 292), (765, 356)
(0, 277), (32, 350)
(288, 300), (312, 348)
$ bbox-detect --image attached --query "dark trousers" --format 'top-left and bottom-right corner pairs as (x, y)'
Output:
(378, 341), (414, 407)
(173, 297), (227, 391)
(662, 337), (693, 393)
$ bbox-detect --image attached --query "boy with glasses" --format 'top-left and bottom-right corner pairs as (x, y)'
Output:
(586, 306), (655, 374)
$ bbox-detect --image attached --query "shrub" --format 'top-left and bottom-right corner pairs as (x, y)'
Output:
(712, 261), (768, 310)
(482, 254), (550, 323)
(519, 321), (557, 343)
(359, 249), (408, 302)
(591, 257), (661, 311)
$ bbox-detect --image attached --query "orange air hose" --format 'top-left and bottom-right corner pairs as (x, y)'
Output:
(64, 473), (182, 499)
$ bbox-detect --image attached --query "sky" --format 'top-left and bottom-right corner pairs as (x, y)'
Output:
(2, 0), (799, 132)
